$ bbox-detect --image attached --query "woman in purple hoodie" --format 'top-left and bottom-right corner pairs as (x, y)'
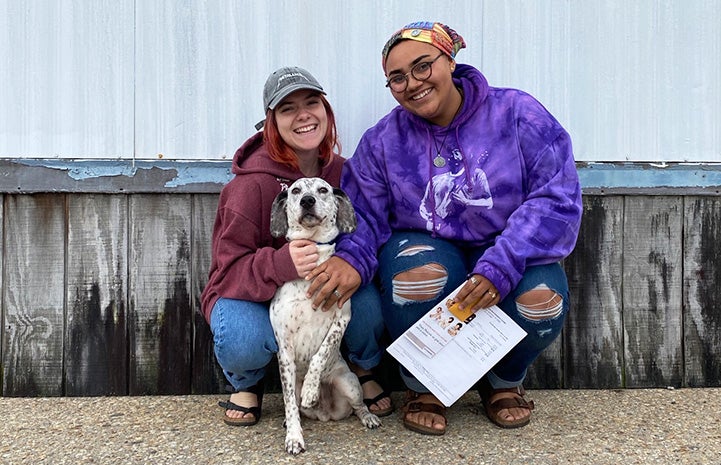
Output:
(201, 66), (393, 427)
(309, 22), (582, 435)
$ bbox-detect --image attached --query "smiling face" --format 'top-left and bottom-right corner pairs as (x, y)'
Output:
(273, 89), (329, 159)
(384, 40), (462, 127)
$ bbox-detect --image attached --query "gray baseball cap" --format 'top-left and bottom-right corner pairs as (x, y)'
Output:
(255, 66), (325, 130)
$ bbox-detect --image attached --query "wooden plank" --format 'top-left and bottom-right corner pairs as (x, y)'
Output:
(128, 194), (192, 395)
(190, 194), (226, 394)
(1, 194), (65, 396)
(0, 191), (718, 396)
(563, 196), (624, 388)
(622, 196), (683, 387)
(683, 196), (721, 386)
(525, 334), (563, 390)
(0, 194), (3, 396)
(65, 194), (128, 396)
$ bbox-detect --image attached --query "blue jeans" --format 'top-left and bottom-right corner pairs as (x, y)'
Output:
(210, 284), (384, 392)
(377, 231), (569, 392)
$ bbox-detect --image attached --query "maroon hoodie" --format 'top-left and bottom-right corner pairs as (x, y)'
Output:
(200, 132), (344, 323)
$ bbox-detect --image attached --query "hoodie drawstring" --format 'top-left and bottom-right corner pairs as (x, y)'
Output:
(426, 128), (438, 237)
(455, 126), (472, 186)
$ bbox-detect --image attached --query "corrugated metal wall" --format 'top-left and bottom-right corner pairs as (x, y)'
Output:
(2, 0), (720, 162)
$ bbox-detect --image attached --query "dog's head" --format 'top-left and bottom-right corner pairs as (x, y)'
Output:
(270, 177), (357, 243)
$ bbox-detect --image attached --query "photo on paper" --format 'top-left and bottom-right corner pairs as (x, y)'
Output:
(403, 289), (475, 357)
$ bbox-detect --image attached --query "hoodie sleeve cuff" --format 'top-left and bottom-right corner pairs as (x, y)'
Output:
(334, 250), (373, 286)
(273, 243), (299, 283)
(474, 262), (512, 301)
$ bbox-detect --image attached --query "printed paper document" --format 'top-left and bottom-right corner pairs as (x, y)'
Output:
(387, 283), (527, 406)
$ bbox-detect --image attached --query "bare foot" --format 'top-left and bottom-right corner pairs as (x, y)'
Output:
(404, 392), (446, 433)
(487, 390), (532, 423)
(226, 391), (259, 421)
(349, 365), (393, 414)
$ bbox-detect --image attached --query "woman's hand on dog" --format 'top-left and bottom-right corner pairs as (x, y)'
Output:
(289, 240), (319, 278)
(306, 256), (361, 311)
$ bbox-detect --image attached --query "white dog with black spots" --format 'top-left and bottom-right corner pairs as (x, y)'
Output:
(269, 177), (381, 455)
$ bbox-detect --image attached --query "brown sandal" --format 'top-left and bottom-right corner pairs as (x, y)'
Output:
(478, 379), (535, 429)
(402, 390), (447, 436)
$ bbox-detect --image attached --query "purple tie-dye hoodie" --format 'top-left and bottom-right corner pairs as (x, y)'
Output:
(336, 63), (582, 300)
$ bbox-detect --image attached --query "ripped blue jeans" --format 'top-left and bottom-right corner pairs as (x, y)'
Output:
(377, 231), (569, 392)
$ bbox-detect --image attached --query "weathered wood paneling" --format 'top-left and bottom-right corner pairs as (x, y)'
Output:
(190, 194), (226, 394)
(2, 194), (66, 396)
(683, 197), (721, 387)
(0, 194), (3, 373)
(525, 334), (563, 390)
(128, 194), (193, 395)
(65, 194), (128, 396)
(564, 196), (624, 388)
(623, 197), (684, 387)
(2, 192), (721, 396)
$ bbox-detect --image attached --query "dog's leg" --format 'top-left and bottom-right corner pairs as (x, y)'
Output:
(300, 312), (347, 409)
(276, 342), (305, 455)
(333, 368), (382, 429)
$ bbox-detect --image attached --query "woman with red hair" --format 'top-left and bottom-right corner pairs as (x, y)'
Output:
(201, 67), (392, 427)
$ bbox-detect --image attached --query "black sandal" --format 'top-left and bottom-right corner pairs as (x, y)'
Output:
(358, 374), (394, 417)
(218, 381), (265, 427)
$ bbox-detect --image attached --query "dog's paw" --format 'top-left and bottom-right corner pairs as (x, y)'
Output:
(285, 432), (306, 455)
(300, 384), (320, 409)
(300, 394), (319, 409)
(358, 410), (382, 429)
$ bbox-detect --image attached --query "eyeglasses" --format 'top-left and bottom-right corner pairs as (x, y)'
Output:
(385, 53), (445, 92)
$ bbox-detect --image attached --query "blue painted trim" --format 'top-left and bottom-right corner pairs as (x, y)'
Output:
(12, 159), (232, 188)
(2, 159), (721, 194)
(578, 162), (721, 191)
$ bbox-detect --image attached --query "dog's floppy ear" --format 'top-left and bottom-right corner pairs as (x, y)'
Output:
(333, 188), (357, 234)
(270, 189), (289, 238)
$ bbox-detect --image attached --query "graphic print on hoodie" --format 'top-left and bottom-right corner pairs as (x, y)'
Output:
(420, 148), (494, 236)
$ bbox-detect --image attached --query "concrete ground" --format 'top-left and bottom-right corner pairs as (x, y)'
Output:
(0, 388), (719, 465)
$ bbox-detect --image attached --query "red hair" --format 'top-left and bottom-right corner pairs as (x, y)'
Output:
(262, 94), (341, 171)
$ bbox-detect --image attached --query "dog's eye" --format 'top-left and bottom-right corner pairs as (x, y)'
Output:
(318, 187), (328, 194)
(291, 187), (301, 195)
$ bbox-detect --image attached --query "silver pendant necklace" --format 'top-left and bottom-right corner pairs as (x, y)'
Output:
(433, 137), (448, 167)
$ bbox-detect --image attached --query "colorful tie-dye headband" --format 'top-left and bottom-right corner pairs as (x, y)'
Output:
(381, 21), (466, 70)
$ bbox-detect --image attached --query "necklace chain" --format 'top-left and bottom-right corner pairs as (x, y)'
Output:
(432, 90), (463, 167)
(433, 130), (451, 157)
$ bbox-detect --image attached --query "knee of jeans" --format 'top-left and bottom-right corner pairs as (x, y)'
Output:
(215, 331), (275, 371)
(515, 284), (564, 334)
(391, 254), (448, 305)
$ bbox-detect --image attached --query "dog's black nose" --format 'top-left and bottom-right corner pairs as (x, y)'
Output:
(300, 195), (316, 210)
